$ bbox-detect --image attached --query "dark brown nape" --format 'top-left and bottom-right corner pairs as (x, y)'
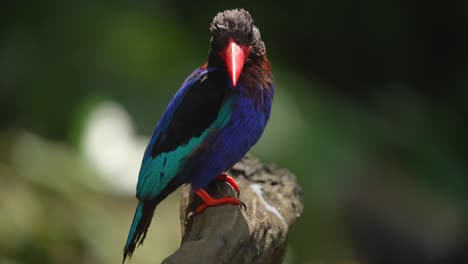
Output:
(207, 50), (224, 68)
(243, 55), (273, 91)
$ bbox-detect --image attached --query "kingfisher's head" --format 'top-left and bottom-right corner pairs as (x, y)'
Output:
(209, 9), (266, 87)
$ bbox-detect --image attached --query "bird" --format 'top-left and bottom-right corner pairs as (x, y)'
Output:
(123, 8), (274, 262)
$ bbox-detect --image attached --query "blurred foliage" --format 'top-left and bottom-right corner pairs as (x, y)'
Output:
(1, 0), (467, 263)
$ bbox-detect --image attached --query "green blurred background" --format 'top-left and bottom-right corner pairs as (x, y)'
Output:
(1, 1), (467, 263)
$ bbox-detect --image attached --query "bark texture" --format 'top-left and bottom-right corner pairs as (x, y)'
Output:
(163, 155), (303, 264)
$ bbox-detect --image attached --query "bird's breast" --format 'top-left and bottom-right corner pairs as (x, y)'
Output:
(228, 94), (270, 138)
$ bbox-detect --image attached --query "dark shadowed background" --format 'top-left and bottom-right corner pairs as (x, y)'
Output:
(1, 1), (467, 263)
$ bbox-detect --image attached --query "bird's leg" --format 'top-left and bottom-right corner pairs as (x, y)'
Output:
(195, 188), (246, 214)
(216, 173), (240, 197)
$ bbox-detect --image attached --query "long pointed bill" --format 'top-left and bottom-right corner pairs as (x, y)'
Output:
(220, 38), (251, 87)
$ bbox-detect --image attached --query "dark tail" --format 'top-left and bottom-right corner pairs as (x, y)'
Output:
(123, 201), (156, 263)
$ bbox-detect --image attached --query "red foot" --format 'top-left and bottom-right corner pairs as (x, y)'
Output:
(216, 173), (240, 197)
(195, 189), (246, 214)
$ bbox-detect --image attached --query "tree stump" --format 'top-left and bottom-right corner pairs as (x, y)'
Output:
(163, 155), (303, 264)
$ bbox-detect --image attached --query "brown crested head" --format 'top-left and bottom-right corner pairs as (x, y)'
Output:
(208, 9), (268, 87)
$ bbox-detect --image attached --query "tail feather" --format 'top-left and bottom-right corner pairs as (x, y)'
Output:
(123, 201), (156, 263)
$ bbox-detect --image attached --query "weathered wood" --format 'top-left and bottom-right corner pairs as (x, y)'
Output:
(163, 155), (303, 264)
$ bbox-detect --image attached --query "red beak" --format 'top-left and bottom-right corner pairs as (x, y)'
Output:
(220, 38), (251, 87)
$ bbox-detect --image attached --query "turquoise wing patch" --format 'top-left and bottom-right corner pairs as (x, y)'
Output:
(136, 95), (235, 200)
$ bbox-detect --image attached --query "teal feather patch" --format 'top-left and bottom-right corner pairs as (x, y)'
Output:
(136, 95), (235, 199)
(124, 202), (143, 250)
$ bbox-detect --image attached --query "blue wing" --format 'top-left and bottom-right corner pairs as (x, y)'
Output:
(136, 66), (233, 201)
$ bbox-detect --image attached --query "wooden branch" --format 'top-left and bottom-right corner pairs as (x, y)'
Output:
(163, 155), (303, 264)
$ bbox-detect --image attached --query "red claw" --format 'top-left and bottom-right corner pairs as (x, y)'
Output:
(216, 173), (240, 197)
(195, 189), (245, 214)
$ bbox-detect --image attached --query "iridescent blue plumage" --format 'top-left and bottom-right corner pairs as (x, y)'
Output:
(123, 9), (273, 262)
